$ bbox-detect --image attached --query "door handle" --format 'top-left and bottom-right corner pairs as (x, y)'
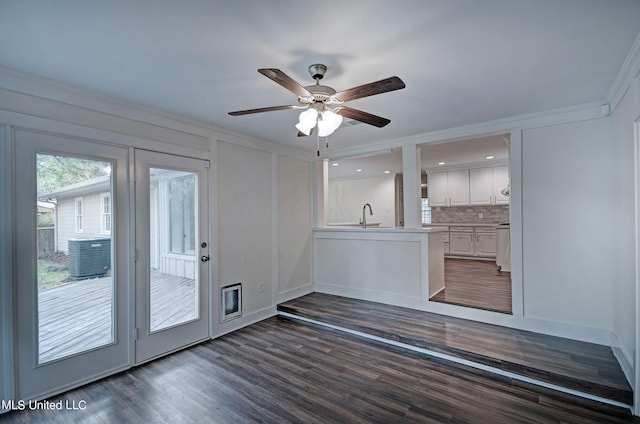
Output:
(201, 255), (210, 263)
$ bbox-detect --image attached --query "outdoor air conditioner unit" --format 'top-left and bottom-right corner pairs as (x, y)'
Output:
(68, 238), (111, 279)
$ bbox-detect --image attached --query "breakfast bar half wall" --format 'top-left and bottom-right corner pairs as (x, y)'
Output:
(313, 227), (446, 308)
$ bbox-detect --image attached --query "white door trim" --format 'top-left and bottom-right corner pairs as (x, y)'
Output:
(13, 128), (131, 401)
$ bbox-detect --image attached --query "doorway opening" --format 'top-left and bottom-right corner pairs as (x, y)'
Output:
(421, 133), (512, 314)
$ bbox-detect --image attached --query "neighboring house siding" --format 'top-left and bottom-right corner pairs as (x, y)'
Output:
(56, 192), (110, 254)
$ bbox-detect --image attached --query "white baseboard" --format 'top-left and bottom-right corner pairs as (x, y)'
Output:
(213, 305), (276, 339)
(277, 283), (313, 304)
(610, 332), (635, 388)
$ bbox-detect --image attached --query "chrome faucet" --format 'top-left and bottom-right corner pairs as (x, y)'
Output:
(362, 203), (373, 229)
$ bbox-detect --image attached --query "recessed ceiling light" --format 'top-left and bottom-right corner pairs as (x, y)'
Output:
(356, 169), (363, 172)
(332, 162), (339, 166)
(486, 155), (494, 160)
(384, 170), (390, 174)
(438, 161), (446, 165)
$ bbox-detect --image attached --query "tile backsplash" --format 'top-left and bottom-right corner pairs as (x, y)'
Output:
(431, 205), (509, 224)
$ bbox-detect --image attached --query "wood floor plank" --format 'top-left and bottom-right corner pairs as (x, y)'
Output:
(278, 292), (633, 405)
(431, 258), (512, 313)
(1, 317), (637, 423)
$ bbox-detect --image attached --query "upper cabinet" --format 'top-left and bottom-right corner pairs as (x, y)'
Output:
(430, 166), (509, 207)
(469, 167), (493, 205)
(428, 170), (469, 207)
(493, 166), (510, 205)
(469, 166), (509, 205)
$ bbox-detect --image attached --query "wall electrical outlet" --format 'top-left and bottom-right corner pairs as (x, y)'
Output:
(258, 281), (265, 293)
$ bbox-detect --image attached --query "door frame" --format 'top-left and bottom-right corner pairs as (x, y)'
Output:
(133, 148), (211, 364)
(13, 128), (132, 401)
(1, 125), (16, 405)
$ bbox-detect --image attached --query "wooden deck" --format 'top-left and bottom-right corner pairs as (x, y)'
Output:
(38, 271), (196, 363)
(278, 292), (633, 406)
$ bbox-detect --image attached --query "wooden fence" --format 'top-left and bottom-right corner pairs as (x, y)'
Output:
(38, 227), (55, 255)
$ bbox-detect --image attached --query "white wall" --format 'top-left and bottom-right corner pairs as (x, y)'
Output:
(217, 141), (313, 334)
(610, 64), (639, 392)
(521, 118), (613, 329)
(217, 141), (274, 319)
(328, 175), (396, 227)
(277, 154), (312, 299)
(315, 230), (425, 303)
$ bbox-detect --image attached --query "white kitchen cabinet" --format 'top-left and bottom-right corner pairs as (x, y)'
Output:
(469, 167), (493, 205)
(427, 170), (469, 207)
(444, 225), (497, 258)
(475, 228), (497, 257)
(443, 230), (450, 254)
(496, 225), (511, 272)
(448, 170), (470, 206)
(469, 166), (510, 206)
(493, 166), (510, 205)
(427, 172), (448, 206)
(449, 227), (474, 255)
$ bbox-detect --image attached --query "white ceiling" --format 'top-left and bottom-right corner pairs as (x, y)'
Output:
(1, 1), (639, 155)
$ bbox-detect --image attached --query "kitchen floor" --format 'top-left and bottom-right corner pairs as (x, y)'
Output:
(430, 258), (512, 314)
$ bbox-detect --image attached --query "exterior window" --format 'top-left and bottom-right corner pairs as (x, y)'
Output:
(101, 192), (111, 234)
(421, 198), (432, 225)
(168, 175), (196, 254)
(75, 197), (83, 233)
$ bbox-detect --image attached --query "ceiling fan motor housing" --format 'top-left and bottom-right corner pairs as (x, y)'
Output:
(308, 63), (327, 80)
(303, 84), (336, 103)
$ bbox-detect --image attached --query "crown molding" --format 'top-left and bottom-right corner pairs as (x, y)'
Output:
(0, 63), (615, 165)
(606, 31), (640, 114)
(319, 100), (608, 161)
(0, 66), (311, 162)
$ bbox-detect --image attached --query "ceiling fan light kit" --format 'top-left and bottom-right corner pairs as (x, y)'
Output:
(229, 64), (406, 154)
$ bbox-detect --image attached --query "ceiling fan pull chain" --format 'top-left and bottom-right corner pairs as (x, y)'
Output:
(316, 130), (320, 156)
(326, 136), (329, 149)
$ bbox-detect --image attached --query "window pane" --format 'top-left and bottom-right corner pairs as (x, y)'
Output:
(36, 154), (114, 363)
(149, 168), (198, 332)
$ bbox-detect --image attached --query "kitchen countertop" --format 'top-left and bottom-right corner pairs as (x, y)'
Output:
(315, 226), (448, 234)
(424, 222), (502, 227)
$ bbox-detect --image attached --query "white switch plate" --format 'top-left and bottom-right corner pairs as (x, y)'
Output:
(479, 212), (484, 219)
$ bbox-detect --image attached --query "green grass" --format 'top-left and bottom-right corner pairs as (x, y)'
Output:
(37, 259), (70, 290)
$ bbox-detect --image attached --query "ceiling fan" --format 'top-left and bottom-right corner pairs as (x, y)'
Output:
(228, 64), (405, 153)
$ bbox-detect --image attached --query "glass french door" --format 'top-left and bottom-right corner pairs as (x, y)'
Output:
(134, 149), (210, 363)
(14, 129), (130, 400)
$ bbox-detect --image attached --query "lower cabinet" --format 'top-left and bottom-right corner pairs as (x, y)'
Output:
(475, 230), (497, 257)
(443, 231), (450, 254)
(445, 226), (497, 258)
(449, 227), (474, 256)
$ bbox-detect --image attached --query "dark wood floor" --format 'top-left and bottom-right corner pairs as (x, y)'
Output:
(278, 293), (633, 406)
(430, 258), (512, 314)
(1, 317), (637, 423)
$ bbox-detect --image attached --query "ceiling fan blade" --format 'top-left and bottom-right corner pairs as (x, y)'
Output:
(335, 106), (391, 128)
(228, 105), (297, 116)
(258, 68), (313, 98)
(333, 76), (405, 103)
